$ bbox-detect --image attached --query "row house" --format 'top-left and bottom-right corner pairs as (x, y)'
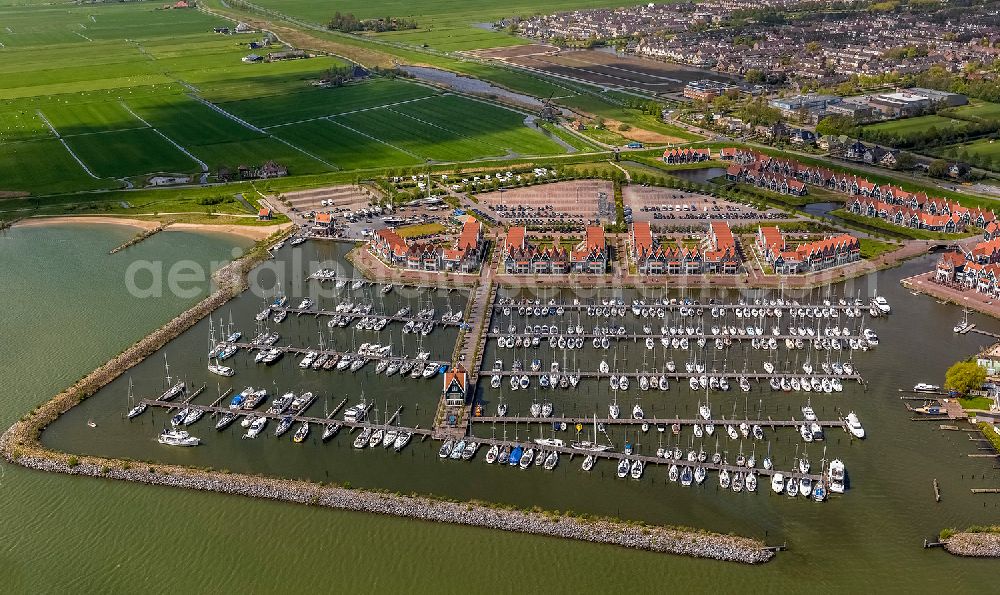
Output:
(719, 146), (994, 232)
(502, 226), (607, 274)
(757, 226), (860, 273)
(629, 221), (705, 274)
(849, 198), (964, 233)
(570, 226), (608, 274)
(369, 217), (484, 273)
(951, 261), (1000, 299)
(702, 221), (741, 274)
(967, 238), (1000, 265)
(662, 148), (712, 164)
(727, 165), (807, 196)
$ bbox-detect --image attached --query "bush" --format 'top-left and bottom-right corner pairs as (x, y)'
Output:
(67, 456), (79, 467)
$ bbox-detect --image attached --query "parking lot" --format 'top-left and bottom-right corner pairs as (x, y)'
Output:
(623, 186), (798, 229)
(475, 179), (615, 229)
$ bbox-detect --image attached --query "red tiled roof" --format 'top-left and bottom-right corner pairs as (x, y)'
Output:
(376, 227), (408, 258)
(585, 225), (605, 252)
(632, 222), (652, 256)
(506, 226), (526, 250)
(457, 217), (481, 251)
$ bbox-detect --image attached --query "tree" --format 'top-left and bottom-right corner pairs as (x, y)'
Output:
(928, 159), (950, 178)
(744, 69), (766, 84)
(895, 151), (916, 171)
(944, 361), (986, 394)
(816, 114), (856, 137)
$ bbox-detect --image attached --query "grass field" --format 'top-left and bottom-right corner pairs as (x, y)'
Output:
(862, 115), (969, 141)
(272, 119), (422, 170)
(64, 128), (198, 178)
(396, 222), (445, 237)
(948, 100), (1000, 121)
(250, 0), (636, 51)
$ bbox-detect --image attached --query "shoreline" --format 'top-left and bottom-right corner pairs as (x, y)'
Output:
(943, 532), (1000, 557)
(13, 215), (291, 241)
(0, 228), (774, 565)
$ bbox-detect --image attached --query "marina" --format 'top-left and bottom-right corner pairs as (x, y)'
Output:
(9, 228), (1000, 589)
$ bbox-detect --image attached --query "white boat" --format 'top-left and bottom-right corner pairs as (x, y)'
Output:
(873, 295), (890, 314)
(617, 459), (631, 478)
(698, 404), (711, 421)
(631, 404), (644, 420)
(771, 472), (784, 494)
(846, 411), (865, 438)
(828, 459), (846, 493)
(244, 416), (267, 439)
(913, 383), (940, 393)
(629, 459), (644, 479)
(208, 364), (235, 377)
(484, 444), (499, 464)
(158, 429), (200, 446)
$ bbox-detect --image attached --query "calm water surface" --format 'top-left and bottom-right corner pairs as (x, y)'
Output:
(2, 223), (999, 592)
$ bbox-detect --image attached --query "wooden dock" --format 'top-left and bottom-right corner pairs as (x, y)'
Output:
(276, 307), (463, 327)
(472, 415), (847, 430)
(489, 369), (862, 383)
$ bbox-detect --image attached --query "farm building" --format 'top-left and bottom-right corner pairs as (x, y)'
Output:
(267, 50), (308, 62)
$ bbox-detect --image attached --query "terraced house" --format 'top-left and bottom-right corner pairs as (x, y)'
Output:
(719, 147), (995, 233)
(662, 148), (712, 164)
(756, 226), (860, 274)
(370, 217), (484, 272)
(629, 221), (704, 274)
(503, 226), (607, 274)
(630, 221), (740, 275)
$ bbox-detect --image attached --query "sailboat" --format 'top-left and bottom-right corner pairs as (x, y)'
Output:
(126, 378), (145, 419)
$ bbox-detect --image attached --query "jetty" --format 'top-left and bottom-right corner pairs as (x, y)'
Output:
(108, 223), (168, 254)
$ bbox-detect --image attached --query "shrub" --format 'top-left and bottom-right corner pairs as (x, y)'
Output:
(67, 456), (79, 467)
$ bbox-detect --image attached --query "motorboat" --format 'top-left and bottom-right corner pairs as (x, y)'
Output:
(208, 364), (235, 377)
(828, 459), (846, 493)
(913, 383), (940, 393)
(158, 429), (200, 446)
(771, 472), (784, 494)
(485, 444), (500, 464)
(846, 411), (865, 438)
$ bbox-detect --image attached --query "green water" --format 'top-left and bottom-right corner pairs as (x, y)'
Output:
(2, 224), (999, 592)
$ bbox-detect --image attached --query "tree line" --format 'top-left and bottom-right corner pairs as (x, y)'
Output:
(327, 12), (417, 33)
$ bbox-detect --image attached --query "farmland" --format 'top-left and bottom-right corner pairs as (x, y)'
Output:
(248, 0), (635, 51)
(0, 1), (571, 197)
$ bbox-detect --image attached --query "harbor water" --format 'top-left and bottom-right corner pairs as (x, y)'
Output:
(2, 222), (999, 591)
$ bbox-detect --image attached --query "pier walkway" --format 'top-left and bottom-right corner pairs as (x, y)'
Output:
(489, 369), (863, 382)
(138, 400), (823, 482)
(275, 307), (463, 327)
(472, 415), (849, 429)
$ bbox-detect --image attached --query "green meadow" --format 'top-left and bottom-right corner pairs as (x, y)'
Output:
(0, 2), (569, 196)
(250, 0), (635, 51)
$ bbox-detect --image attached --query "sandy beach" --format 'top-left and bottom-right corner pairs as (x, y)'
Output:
(14, 215), (291, 241)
